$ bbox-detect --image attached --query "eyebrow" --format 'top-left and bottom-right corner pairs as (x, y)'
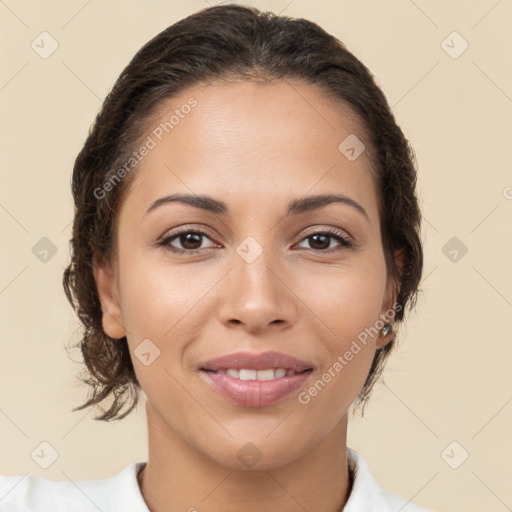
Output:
(145, 193), (369, 222)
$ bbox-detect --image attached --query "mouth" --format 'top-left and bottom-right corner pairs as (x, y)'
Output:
(203, 367), (310, 380)
(200, 351), (314, 407)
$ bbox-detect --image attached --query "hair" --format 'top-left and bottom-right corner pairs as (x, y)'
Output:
(63, 3), (423, 421)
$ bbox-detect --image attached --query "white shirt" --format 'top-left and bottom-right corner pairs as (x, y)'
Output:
(0, 448), (434, 511)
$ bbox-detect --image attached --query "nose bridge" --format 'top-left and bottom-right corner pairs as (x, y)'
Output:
(234, 233), (282, 303)
(218, 233), (296, 330)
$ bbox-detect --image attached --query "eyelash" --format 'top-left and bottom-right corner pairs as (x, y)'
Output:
(157, 226), (354, 254)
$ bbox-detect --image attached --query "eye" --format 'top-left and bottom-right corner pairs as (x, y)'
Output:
(158, 228), (218, 253)
(157, 227), (353, 254)
(295, 229), (353, 252)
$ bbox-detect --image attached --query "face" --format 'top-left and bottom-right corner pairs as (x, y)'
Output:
(94, 79), (400, 470)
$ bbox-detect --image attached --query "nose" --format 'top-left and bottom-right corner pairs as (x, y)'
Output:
(217, 242), (298, 334)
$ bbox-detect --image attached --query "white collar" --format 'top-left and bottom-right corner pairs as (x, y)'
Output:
(344, 447), (430, 511)
(128, 448), (429, 511)
(0, 447), (431, 511)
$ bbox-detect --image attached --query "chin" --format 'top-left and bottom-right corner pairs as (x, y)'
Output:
(201, 432), (314, 472)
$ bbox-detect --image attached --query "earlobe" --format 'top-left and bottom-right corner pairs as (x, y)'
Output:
(394, 248), (406, 275)
(92, 253), (126, 339)
(376, 322), (394, 349)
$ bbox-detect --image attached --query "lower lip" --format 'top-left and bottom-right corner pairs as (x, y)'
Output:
(200, 370), (312, 407)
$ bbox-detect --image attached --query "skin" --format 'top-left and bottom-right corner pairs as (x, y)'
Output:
(94, 79), (403, 512)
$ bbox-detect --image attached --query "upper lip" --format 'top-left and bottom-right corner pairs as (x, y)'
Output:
(201, 351), (314, 372)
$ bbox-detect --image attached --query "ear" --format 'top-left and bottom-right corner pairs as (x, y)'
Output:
(377, 248), (406, 348)
(92, 252), (126, 339)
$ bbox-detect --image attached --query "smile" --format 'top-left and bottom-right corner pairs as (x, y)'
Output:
(211, 368), (298, 380)
(199, 350), (314, 407)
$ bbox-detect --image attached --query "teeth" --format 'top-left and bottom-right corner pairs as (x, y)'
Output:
(256, 369), (275, 381)
(239, 369), (257, 380)
(218, 368), (296, 380)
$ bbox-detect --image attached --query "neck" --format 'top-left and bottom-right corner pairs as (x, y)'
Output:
(138, 403), (351, 512)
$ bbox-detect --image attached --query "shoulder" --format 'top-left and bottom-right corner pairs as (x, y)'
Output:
(344, 447), (436, 512)
(0, 462), (149, 512)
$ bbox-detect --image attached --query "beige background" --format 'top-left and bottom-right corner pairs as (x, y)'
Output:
(1, 1), (511, 511)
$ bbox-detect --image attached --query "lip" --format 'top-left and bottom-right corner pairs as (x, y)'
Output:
(201, 350), (313, 372)
(200, 351), (314, 407)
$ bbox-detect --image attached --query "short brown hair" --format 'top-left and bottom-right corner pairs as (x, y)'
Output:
(63, 4), (423, 421)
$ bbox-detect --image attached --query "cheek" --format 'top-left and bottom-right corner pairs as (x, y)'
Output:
(298, 324), (377, 425)
(304, 255), (387, 342)
(302, 257), (386, 400)
(117, 254), (222, 396)
(119, 249), (213, 340)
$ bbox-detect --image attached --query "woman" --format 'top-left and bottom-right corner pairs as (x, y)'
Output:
(0, 4), (432, 511)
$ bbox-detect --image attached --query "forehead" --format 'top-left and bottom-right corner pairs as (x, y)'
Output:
(122, 79), (379, 221)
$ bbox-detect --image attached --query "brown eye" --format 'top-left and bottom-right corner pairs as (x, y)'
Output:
(157, 227), (353, 254)
(159, 229), (218, 253)
(296, 229), (353, 252)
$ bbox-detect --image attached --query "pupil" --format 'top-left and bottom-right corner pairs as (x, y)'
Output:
(181, 233), (202, 249)
(310, 234), (329, 250)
